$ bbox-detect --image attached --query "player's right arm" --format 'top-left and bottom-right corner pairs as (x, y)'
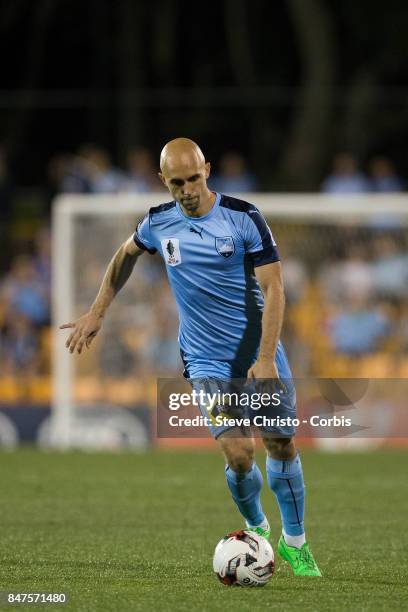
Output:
(60, 236), (144, 354)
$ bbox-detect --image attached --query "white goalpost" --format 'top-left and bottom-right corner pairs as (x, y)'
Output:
(51, 193), (408, 449)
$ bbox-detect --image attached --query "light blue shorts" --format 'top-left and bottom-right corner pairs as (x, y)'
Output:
(182, 344), (297, 439)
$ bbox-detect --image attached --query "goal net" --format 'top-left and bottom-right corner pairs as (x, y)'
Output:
(51, 193), (408, 448)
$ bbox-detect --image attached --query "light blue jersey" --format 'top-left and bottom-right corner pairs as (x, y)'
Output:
(133, 193), (291, 379)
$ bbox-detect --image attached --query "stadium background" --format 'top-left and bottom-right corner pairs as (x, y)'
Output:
(0, 2), (407, 610)
(0, 0), (407, 447)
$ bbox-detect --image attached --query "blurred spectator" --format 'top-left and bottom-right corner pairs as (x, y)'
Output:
(122, 147), (164, 192)
(282, 256), (308, 304)
(366, 156), (405, 230)
(321, 152), (370, 194)
(328, 292), (390, 355)
(395, 305), (408, 352)
(1, 313), (40, 375)
(57, 152), (93, 194)
(368, 156), (404, 192)
(55, 144), (124, 194)
(80, 145), (124, 193)
(99, 328), (137, 378)
(318, 244), (372, 303)
(1, 255), (50, 327)
(371, 235), (408, 299)
(146, 316), (181, 374)
(210, 152), (258, 193)
(338, 245), (373, 297)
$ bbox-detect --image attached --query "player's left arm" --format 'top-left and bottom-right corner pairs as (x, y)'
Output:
(248, 261), (284, 381)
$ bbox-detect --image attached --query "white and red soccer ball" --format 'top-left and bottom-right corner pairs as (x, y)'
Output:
(213, 529), (274, 587)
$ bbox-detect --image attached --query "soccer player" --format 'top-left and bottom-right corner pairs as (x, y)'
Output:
(60, 138), (321, 577)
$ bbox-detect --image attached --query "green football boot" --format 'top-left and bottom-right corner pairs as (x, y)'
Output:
(278, 535), (322, 576)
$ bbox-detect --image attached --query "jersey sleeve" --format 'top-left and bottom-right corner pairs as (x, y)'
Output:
(243, 207), (280, 267)
(133, 214), (157, 254)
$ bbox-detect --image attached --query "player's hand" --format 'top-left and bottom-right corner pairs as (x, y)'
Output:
(59, 311), (103, 354)
(247, 357), (286, 395)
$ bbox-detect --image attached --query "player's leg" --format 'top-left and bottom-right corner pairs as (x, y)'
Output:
(185, 368), (269, 535)
(257, 338), (321, 574)
(262, 435), (321, 576)
(249, 346), (304, 547)
(218, 429), (270, 537)
(262, 436), (305, 544)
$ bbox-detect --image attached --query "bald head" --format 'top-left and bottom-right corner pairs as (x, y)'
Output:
(160, 138), (205, 175)
(158, 137), (214, 217)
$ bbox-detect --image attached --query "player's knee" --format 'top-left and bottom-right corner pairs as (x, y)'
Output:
(219, 436), (255, 473)
(227, 452), (254, 473)
(263, 436), (296, 460)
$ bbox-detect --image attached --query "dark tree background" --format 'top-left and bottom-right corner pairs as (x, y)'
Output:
(1, 0), (408, 189)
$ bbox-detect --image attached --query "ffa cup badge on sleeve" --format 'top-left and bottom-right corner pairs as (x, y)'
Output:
(161, 238), (181, 266)
(215, 236), (235, 258)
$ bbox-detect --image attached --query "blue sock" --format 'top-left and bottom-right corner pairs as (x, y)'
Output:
(266, 454), (305, 536)
(225, 463), (265, 527)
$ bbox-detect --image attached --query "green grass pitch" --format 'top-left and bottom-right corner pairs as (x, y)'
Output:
(0, 448), (407, 611)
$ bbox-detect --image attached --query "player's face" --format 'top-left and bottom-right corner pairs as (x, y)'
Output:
(159, 161), (211, 214)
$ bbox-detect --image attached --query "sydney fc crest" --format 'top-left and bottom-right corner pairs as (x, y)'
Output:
(161, 238), (181, 266)
(215, 236), (235, 258)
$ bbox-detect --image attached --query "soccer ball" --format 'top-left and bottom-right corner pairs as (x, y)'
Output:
(213, 529), (274, 587)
